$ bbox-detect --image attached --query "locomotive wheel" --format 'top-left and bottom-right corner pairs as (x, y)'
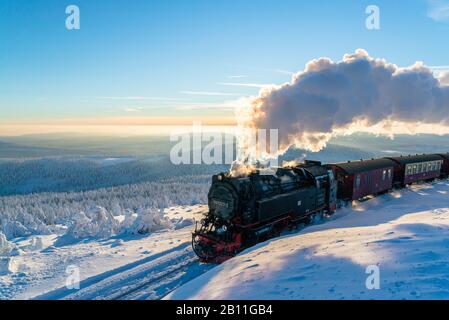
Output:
(312, 211), (324, 224)
(303, 215), (313, 225)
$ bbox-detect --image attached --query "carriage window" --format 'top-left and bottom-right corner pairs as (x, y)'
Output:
(418, 164), (423, 173)
(413, 165), (417, 174)
(382, 170), (386, 180)
(406, 165), (412, 175)
(355, 175), (361, 188)
(432, 162), (437, 171)
(428, 163), (433, 172)
(437, 161), (442, 170)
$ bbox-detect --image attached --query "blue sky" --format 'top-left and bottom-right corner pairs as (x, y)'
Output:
(0, 0), (448, 132)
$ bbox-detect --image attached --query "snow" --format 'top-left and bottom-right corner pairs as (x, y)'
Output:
(167, 181), (449, 300)
(0, 205), (208, 300)
(119, 208), (173, 235)
(0, 178), (209, 240)
(3, 180), (449, 300)
(0, 233), (13, 256)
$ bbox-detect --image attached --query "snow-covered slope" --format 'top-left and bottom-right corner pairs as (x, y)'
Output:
(0, 205), (210, 300)
(167, 181), (449, 300)
(4, 181), (449, 300)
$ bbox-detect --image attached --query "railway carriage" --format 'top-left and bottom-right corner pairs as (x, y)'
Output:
(329, 158), (395, 201)
(385, 154), (444, 186)
(437, 153), (449, 178)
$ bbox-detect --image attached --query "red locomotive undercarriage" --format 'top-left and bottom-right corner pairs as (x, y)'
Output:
(192, 210), (324, 263)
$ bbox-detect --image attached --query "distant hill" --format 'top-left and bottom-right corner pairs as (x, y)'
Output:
(0, 141), (72, 158)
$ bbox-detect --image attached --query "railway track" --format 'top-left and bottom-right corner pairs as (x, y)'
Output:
(35, 242), (212, 300)
(110, 257), (199, 300)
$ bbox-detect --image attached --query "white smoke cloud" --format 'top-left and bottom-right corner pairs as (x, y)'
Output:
(440, 72), (449, 85)
(236, 49), (449, 154)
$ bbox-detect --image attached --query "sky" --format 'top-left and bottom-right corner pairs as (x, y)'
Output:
(0, 0), (449, 135)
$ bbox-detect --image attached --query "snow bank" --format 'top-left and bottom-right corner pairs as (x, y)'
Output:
(66, 207), (120, 239)
(0, 232), (16, 256)
(24, 237), (44, 252)
(168, 182), (449, 300)
(0, 257), (12, 275)
(0, 200), (196, 245)
(120, 208), (172, 235)
(64, 207), (174, 240)
(1, 214), (52, 240)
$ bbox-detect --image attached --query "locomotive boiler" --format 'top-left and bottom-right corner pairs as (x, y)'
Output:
(192, 160), (337, 263)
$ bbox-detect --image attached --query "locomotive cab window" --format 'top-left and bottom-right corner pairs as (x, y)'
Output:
(382, 170), (386, 180)
(388, 169), (392, 179)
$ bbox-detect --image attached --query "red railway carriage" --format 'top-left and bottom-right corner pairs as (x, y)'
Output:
(329, 158), (396, 201)
(385, 154), (444, 186)
(437, 153), (449, 177)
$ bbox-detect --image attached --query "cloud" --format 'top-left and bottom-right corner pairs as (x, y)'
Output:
(96, 96), (183, 101)
(440, 72), (449, 85)
(228, 75), (248, 79)
(124, 107), (144, 112)
(430, 66), (449, 79)
(218, 82), (274, 88)
(173, 99), (246, 111)
(181, 91), (241, 97)
(269, 69), (295, 76)
(236, 49), (449, 155)
(427, 0), (449, 22)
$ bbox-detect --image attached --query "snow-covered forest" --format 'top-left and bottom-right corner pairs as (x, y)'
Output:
(0, 174), (210, 239)
(0, 156), (226, 196)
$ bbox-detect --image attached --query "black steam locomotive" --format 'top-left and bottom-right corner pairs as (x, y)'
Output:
(193, 153), (449, 263)
(192, 160), (338, 263)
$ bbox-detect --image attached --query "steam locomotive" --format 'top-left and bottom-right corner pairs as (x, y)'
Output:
(192, 153), (449, 263)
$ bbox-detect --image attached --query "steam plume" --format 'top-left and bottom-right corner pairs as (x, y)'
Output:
(236, 49), (449, 155)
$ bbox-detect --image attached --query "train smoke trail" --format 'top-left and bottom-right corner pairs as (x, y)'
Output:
(235, 49), (449, 157)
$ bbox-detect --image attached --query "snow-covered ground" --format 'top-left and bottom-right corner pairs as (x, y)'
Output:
(2, 181), (449, 300)
(0, 205), (211, 300)
(167, 181), (449, 300)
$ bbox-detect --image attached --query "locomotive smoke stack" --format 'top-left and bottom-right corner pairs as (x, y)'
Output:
(235, 49), (449, 155)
